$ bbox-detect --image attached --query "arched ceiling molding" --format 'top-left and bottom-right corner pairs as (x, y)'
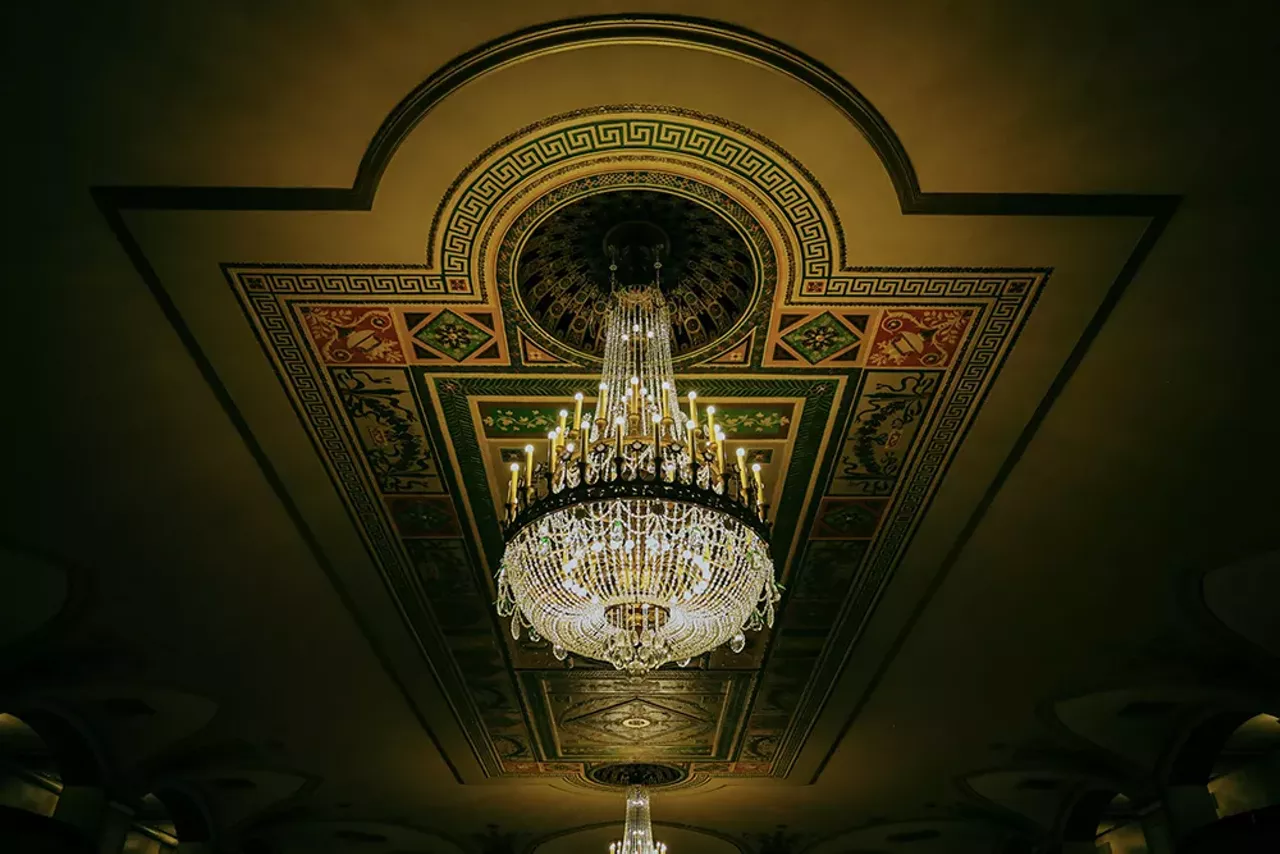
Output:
(89, 13), (1183, 789)
(428, 106), (818, 366)
(91, 13), (1180, 222)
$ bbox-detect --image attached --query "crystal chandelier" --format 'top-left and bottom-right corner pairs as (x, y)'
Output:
(609, 786), (667, 854)
(495, 238), (781, 673)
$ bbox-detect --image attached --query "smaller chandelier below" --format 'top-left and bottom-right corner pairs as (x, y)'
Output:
(609, 786), (667, 854)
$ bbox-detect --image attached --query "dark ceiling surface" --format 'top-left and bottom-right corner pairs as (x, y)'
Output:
(3, 3), (1279, 854)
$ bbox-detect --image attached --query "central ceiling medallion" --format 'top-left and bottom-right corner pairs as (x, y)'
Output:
(496, 236), (780, 673)
(515, 189), (757, 360)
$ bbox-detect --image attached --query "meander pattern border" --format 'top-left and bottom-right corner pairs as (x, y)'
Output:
(439, 115), (833, 288)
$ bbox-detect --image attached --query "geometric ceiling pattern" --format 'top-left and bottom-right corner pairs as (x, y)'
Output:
(71, 11), (1222, 854)
(222, 105), (1049, 784)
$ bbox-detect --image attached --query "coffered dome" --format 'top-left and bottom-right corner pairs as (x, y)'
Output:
(515, 189), (757, 358)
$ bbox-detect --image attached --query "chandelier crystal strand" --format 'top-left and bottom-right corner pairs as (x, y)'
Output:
(609, 786), (667, 854)
(496, 245), (781, 673)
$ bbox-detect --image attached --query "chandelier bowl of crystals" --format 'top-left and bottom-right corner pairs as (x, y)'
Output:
(496, 230), (781, 673)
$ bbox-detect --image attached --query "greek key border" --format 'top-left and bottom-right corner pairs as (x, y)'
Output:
(440, 117), (832, 285)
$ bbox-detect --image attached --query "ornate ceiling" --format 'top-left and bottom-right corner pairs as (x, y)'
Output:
(5, 6), (1278, 854)
(217, 102), (1052, 788)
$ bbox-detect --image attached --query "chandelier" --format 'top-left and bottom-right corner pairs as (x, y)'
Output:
(609, 786), (667, 854)
(495, 237), (780, 673)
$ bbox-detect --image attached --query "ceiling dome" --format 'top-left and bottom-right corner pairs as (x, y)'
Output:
(515, 189), (756, 358)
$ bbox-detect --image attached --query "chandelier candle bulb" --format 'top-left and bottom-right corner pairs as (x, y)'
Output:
(548, 431), (559, 475)
(687, 391), (698, 431)
(705, 404), (716, 444)
(508, 463), (519, 510)
(558, 409), (569, 440)
(524, 444), (534, 490)
(752, 462), (765, 496)
(735, 446), (748, 490)
(598, 382), (609, 424)
(573, 393), (584, 436)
